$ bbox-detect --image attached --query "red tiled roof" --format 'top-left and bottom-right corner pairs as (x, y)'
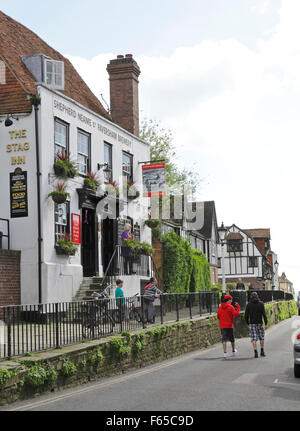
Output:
(243, 229), (270, 239)
(225, 232), (243, 240)
(0, 11), (110, 118)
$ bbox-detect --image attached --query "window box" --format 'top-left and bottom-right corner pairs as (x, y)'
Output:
(55, 235), (78, 256)
(55, 245), (76, 256)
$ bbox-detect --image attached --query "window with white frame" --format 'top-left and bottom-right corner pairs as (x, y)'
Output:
(77, 130), (90, 175)
(104, 142), (113, 182)
(44, 58), (64, 90)
(122, 151), (133, 182)
(54, 119), (68, 158)
(55, 202), (69, 244)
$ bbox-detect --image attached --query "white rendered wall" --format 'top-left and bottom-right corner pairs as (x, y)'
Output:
(38, 86), (150, 303)
(217, 226), (263, 281)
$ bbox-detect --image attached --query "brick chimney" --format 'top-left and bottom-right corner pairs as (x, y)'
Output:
(107, 54), (141, 136)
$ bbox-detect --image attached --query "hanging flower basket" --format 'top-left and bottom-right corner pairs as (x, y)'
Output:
(144, 219), (160, 229)
(48, 182), (70, 204)
(83, 172), (100, 193)
(102, 180), (119, 196)
(126, 182), (140, 200)
(124, 239), (154, 257)
(50, 193), (68, 204)
(54, 151), (78, 178)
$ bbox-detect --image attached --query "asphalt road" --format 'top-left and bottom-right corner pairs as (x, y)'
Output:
(3, 316), (300, 412)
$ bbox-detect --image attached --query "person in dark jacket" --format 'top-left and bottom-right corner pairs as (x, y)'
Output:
(244, 292), (268, 358)
(236, 278), (245, 290)
(143, 277), (162, 323)
(217, 294), (240, 358)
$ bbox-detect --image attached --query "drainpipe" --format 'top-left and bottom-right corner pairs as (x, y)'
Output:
(31, 94), (42, 304)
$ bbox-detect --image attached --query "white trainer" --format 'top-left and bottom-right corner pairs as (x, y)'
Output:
(232, 349), (237, 356)
(223, 352), (228, 359)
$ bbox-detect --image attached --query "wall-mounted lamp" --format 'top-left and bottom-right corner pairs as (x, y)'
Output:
(4, 114), (19, 127)
(97, 162), (110, 174)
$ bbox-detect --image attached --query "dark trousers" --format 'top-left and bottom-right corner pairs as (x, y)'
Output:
(123, 256), (133, 275)
(144, 299), (155, 323)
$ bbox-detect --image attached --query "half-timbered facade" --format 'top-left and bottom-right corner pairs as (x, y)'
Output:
(217, 224), (273, 289)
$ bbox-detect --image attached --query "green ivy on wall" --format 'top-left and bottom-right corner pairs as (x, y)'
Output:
(162, 232), (212, 293)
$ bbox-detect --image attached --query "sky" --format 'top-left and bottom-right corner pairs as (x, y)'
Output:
(1, 0), (299, 295)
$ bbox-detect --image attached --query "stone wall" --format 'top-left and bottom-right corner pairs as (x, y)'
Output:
(0, 300), (297, 406)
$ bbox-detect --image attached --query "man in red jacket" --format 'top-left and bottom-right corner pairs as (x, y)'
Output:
(217, 294), (240, 359)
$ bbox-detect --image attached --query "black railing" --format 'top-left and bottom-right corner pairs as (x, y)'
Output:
(100, 245), (153, 289)
(0, 218), (10, 250)
(227, 289), (294, 310)
(0, 289), (294, 360)
(0, 291), (219, 359)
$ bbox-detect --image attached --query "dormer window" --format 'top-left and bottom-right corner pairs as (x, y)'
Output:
(45, 59), (64, 89)
(21, 54), (65, 90)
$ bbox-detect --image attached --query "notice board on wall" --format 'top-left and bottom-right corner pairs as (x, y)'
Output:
(10, 168), (28, 218)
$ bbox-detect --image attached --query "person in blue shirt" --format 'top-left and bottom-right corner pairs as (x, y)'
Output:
(115, 279), (129, 321)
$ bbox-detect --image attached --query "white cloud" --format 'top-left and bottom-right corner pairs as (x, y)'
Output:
(66, 0), (300, 293)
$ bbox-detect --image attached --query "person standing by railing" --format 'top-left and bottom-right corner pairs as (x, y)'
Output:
(115, 279), (129, 322)
(143, 277), (162, 324)
(121, 223), (134, 275)
(236, 278), (245, 290)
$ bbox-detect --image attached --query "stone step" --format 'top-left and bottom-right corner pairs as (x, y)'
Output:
(73, 276), (116, 302)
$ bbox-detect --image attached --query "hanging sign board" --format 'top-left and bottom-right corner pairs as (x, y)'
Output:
(142, 163), (167, 197)
(10, 168), (28, 218)
(71, 213), (81, 244)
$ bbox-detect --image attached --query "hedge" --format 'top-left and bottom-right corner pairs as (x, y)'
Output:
(162, 232), (212, 293)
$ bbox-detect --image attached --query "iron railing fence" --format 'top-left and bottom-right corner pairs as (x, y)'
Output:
(100, 245), (153, 291)
(0, 291), (219, 359)
(227, 289), (294, 310)
(104, 245), (152, 278)
(0, 290), (294, 360)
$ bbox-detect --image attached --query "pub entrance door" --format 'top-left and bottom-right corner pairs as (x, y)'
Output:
(102, 218), (116, 275)
(81, 208), (98, 277)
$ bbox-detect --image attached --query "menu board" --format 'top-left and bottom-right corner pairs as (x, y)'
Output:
(10, 168), (28, 218)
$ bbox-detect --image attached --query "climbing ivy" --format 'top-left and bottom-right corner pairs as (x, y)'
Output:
(25, 364), (48, 387)
(162, 232), (211, 293)
(0, 369), (12, 387)
(90, 348), (103, 366)
(25, 362), (58, 387)
(61, 360), (77, 376)
(109, 337), (131, 362)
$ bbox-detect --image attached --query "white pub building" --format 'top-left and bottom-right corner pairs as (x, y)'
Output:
(0, 11), (152, 305)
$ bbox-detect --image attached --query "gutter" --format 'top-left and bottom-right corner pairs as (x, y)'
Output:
(32, 94), (42, 304)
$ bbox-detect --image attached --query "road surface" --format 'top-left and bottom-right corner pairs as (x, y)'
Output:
(2, 315), (300, 411)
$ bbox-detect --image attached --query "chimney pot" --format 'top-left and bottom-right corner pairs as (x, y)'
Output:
(125, 54), (133, 58)
(117, 55), (124, 59)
